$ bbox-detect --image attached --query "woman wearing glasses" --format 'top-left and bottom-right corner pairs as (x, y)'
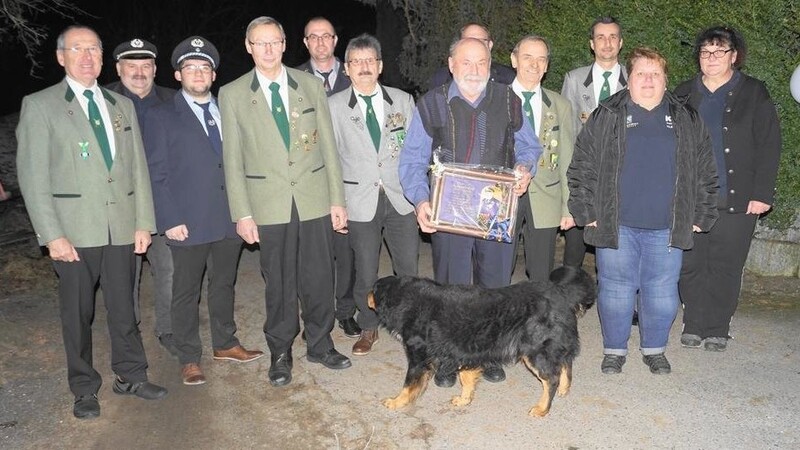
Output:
(675, 26), (781, 352)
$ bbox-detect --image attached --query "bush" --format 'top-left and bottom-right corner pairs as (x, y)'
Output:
(516, 0), (800, 229)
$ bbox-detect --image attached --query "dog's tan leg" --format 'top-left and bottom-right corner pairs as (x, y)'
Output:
(523, 357), (552, 417)
(383, 370), (431, 410)
(451, 368), (481, 406)
(557, 363), (572, 397)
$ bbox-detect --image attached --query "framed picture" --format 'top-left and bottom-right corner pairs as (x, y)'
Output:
(430, 165), (518, 243)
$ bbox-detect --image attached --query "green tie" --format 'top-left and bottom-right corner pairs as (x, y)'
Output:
(521, 91), (536, 132)
(359, 93), (381, 151)
(269, 82), (290, 150)
(83, 90), (113, 170)
(599, 71), (612, 102)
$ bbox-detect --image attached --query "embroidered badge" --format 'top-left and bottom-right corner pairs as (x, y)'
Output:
(665, 115), (674, 129)
(79, 141), (90, 159)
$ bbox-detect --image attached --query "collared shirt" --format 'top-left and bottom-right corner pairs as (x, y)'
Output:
(352, 84), (384, 127)
(310, 58), (341, 88)
(399, 81), (542, 207)
(592, 62), (622, 103)
(65, 76), (116, 159)
(255, 65), (290, 112)
(511, 79), (542, 136)
(181, 90), (222, 137)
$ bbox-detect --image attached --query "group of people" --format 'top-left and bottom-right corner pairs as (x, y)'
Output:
(15, 13), (780, 421)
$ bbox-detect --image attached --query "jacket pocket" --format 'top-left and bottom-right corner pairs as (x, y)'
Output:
(127, 191), (135, 196)
(343, 180), (358, 185)
(544, 180), (561, 188)
(311, 165), (325, 173)
(52, 193), (81, 198)
(245, 175), (266, 179)
(302, 107), (315, 114)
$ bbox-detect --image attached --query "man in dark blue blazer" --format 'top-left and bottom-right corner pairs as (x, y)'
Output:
(143, 36), (264, 386)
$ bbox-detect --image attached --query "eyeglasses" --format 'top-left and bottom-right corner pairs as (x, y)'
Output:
(181, 64), (213, 74)
(348, 57), (380, 66)
(248, 40), (284, 50)
(61, 45), (102, 55)
(699, 48), (733, 59)
(305, 33), (335, 43)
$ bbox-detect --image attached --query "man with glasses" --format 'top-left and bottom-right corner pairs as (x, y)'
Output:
(296, 16), (360, 341)
(328, 33), (419, 356)
(16, 25), (167, 419)
(220, 16), (351, 388)
(106, 37), (178, 356)
(142, 36), (264, 387)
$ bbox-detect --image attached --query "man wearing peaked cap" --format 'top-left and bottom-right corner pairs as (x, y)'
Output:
(171, 36), (220, 70)
(106, 37), (178, 358)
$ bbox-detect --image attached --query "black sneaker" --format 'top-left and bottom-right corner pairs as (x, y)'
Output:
(680, 333), (702, 348)
(73, 394), (100, 419)
(703, 337), (728, 352)
(112, 377), (168, 400)
(601, 354), (626, 374)
(642, 353), (671, 374)
(338, 318), (362, 338)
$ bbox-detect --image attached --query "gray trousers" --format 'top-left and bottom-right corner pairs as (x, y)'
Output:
(349, 192), (419, 330)
(133, 233), (174, 336)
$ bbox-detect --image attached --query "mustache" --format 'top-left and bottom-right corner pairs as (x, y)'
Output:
(357, 71), (373, 76)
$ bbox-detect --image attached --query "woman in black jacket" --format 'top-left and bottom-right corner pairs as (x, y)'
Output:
(568, 47), (718, 375)
(675, 26), (781, 352)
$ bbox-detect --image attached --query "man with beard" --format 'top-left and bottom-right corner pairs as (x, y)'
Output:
(295, 16), (360, 340)
(560, 16), (627, 270)
(142, 36), (264, 386)
(106, 37), (178, 356)
(399, 37), (541, 385)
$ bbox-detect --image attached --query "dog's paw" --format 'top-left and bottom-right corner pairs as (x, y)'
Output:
(382, 397), (407, 410)
(556, 386), (570, 397)
(528, 405), (550, 417)
(450, 395), (473, 407)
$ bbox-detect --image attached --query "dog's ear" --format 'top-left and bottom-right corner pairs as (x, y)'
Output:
(367, 291), (376, 310)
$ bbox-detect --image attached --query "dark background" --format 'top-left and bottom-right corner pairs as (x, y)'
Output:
(0, 0), (414, 115)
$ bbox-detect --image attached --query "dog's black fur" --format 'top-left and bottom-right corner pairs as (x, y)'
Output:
(368, 266), (596, 417)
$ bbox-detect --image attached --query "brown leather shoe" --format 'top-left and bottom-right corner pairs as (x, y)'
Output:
(352, 329), (379, 356)
(181, 363), (206, 385)
(212, 345), (265, 363)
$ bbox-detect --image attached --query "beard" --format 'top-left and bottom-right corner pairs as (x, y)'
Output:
(453, 74), (488, 98)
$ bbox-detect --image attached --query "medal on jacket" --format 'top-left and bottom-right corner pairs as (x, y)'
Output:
(79, 141), (90, 160)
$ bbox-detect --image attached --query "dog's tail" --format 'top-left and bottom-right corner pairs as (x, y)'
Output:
(549, 266), (597, 317)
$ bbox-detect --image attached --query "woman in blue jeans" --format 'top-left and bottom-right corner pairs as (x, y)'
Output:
(567, 47), (719, 375)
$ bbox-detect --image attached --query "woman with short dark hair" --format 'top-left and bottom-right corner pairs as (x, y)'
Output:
(675, 26), (782, 352)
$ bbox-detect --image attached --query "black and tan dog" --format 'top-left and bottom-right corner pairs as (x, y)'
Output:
(367, 266), (596, 417)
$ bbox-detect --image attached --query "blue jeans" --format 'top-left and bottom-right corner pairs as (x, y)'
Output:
(596, 226), (682, 356)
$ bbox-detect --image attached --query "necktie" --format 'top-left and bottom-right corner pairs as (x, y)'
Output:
(521, 91), (536, 133)
(359, 94), (381, 151)
(269, 82), (290, 150)
(195, 102), (222, 156)
(599, 71), (612, 102)
(83, 90), (113, 170)
(317, 70), (332, 92)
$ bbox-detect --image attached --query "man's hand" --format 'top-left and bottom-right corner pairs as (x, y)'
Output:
(236, 217), (259, 244)
(134, 230), (152, 254)
(746, 200), (771, 215)
(46, 237), (79, 262)
(513, 165), (532, 197)
(415, 201), (437, 233)
(331, 206), (348, 233)
(560, 216), (576, 231)
(165, 224), (189, 242)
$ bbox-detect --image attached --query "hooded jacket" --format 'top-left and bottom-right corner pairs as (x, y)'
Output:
(567, 89), (719, 249)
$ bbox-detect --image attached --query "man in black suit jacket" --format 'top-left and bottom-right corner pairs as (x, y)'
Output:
(105, 37), (178, 356)
(143, 36), (264, 386)
(427, 22), (515, 89)
(295, 16), (361, 339)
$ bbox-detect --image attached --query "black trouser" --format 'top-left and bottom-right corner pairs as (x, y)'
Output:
(53, 244), (148, 397)
(258, 202), (335, 357)
(170, 237), (243, 365)
(562, 225), (588, 268)
(516, 195), (558, 282)
(349, 191), (419, 330)
(332, 231), (356, 321)
(680, 212), (758, 338)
